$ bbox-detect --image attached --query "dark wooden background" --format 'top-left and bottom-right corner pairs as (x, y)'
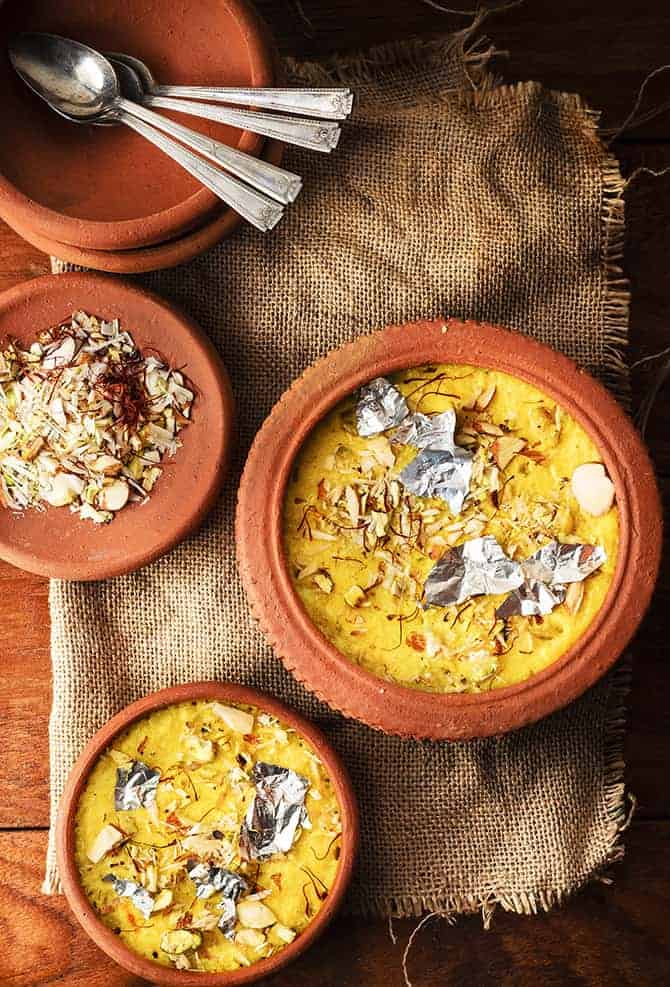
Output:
(1, 2), (670, 984)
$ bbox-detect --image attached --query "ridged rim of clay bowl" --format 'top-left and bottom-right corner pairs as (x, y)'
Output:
(0, 272), (234, 580)
(1, 141), (284, 274)
(0, 0), (273, 251)
(236, 317), (663, 741)
(56, 680), (359, 986)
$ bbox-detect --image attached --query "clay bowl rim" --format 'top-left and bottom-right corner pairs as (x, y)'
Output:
(1, 140), (285, 275)
(236, 317), (663, 741)
(56, 679), (360, 987)
(0, 0), (273, 251)
(0, 271), (234, 580)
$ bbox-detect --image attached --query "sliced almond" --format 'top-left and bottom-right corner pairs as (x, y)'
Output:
(237, 899), (277, 929)
(91, 454), (123, 476)
(313, 571), (334, 593)
(42, 335), (77, 370)
(343, 585), (366, 608)
(368, 435), (395, 468)
(516, 629), (534, 654)
(22, 437), (44, 462)
(311, 529), (337, 541)
(369, 510), (389, 537)
(565, 581), (585, 615)
(344, 485), (360, 523)
(44, 472), (85, 507)
(235, 928), (266, 948)
(491, 435), (526, 470)
(296, 562), (321, 582)
(88, 823), (125, 863)
(152, 889), (173, 912)
(475, 383), (496, 411)
(474, 420), (504, 436)
(212, 702), (254, 735)
(97, 479), (129, 512)
(272, 924), (297, 944)
(570, 463), (615, 517)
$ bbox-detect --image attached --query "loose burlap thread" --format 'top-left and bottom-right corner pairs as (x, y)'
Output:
(46, 21), (632, 918)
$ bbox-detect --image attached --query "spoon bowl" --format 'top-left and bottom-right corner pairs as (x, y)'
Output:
(8, 33), (285, 231)
(9, 32), (119, 121)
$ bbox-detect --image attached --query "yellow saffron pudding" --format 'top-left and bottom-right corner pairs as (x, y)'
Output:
(283, 363), (619, 693)
(74, 700), (342, 973)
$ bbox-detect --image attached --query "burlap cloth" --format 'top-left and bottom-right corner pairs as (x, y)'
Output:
(45, 21), (632, 919)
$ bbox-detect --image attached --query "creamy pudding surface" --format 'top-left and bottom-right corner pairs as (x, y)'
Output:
(74, 700), (341, 972)
(283, 363), (618, 693)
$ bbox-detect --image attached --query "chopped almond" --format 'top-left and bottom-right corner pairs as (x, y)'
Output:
(152, 889), (173, 912)
(492, 435), (526, 470)
(237, 898), (277, 929)
(565, 581), (585, 615)
(88, 823), (125, 863)
(212, 703), (254, 735)
(475, 383), (496, 411)
(313, 571), (334, 593)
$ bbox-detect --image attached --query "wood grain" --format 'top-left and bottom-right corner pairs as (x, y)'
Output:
(2, 824), (670, 986)
(1, 1), (670, 984)
(256, 0), (670, 137)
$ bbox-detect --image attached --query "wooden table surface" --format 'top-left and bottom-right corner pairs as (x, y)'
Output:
(2, 2), (670, 984)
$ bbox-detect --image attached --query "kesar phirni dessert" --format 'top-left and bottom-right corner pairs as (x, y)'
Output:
(0, 311), (193, 523)
(283, 364), (618, 693)
(74, 700), (342, 973)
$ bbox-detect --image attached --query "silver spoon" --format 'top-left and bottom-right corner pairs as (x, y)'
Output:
(108, 57), (302, 205)
(110, 51), (353, 120)
(9, 33), (284, 232)
(116, 87), (342, 154)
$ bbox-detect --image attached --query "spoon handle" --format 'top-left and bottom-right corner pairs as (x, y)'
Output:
(117, 98), (301, 204)
(116, 101), (283, 232)
(144, 94), (341, 153)
(152, 85), (353, 120)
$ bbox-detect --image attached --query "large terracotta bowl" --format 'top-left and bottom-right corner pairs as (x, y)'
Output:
(236, 318), (662, 740)
(0, 0), (273, 251)
(56, 680), (359, 986)
(0, 272), (233, 580)
(5, 141), (285, 274)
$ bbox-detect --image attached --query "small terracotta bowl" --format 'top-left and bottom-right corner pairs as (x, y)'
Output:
(4, 140), (285, 275)
(0, 272), (233, 580)
(236, 317), (662, 740)
(0, 0), (273, 251)
(56, 680), (359, 986)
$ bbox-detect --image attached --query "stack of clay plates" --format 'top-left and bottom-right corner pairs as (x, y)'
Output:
(0, 0), (280, 272)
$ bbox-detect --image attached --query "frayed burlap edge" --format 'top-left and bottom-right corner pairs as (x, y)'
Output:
(45, 23), (634, 924)
(351, 660), (633, 923)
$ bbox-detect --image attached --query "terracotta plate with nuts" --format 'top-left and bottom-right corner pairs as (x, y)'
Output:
(0, 272), (233, 580)
(236, 318), (662, 740)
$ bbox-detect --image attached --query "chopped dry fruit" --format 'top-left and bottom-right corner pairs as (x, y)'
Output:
(74, 700), (341, 973)
(283, 363), (618, 693)
(571, 462), (616, 517)
(87, 823), (125, 863)
(0, 311), (194, 523)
